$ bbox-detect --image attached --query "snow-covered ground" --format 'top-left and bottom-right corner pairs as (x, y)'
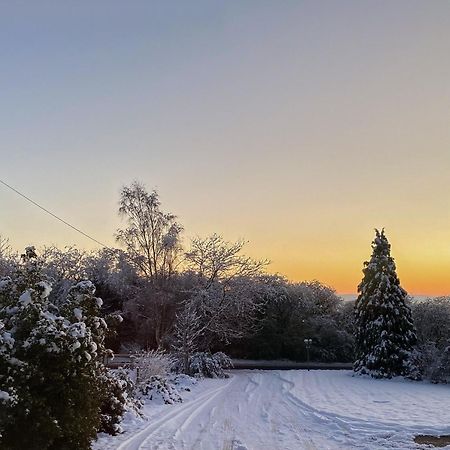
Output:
(94, 370), (450, 450)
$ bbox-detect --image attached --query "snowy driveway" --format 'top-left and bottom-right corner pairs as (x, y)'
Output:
(96, 370), (450, 450)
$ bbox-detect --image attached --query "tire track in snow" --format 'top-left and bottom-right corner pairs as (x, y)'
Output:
(171, 376), (239, 444)
(274, 371), (450, 449)
(181, 372), (264, 450)
(116, 377), (234, 450)
(106, 370), (447, 450)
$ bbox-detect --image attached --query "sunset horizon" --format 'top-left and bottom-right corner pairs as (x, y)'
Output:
(2, 2), (450, 297)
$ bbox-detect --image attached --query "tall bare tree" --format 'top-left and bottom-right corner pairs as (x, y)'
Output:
(184, 234), (269, 347)
(115, 182), (183, 285)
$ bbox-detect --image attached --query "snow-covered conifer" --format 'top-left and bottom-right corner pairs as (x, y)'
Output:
(0, 248), (126, 449)
(354, 229), (417, 379)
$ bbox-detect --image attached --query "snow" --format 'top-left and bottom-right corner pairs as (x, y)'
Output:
(0, 390), (11, 402)
(70, 341), (81, 352)
(93, 370), (450, 449)
(37, 281), (52, 299)
(19, 290), (32, 306)
(74, 308), (83, 320)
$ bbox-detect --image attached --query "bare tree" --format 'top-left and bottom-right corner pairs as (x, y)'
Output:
(172, 302), (204, 374)
(184, 234), (269, 347)
(0, 235), (11, 257)
(185, 234), (268, 287)
(115, 182), (183, 285)
(0, 235), (16, 277)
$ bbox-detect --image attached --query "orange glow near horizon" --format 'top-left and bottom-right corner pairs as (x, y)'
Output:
(1, 3), (450, 297)
(4, 223), (450, 297)
(244, 228), (450, 296)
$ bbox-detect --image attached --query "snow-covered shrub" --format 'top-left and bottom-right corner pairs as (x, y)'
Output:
(98, 368), (137, 435)
(98, 368), (143, 435)
(132, 350), (184, 403)
(169, 373), (198, 392)
(112, 367), (139, 400)
(133, 349), (175, 382)
(139, 375), (182, 404)
(0, 248), (127, 450)
(411, 342), (450, 383)
(189, 351), (233, 378)
(412, 297), (450, 349)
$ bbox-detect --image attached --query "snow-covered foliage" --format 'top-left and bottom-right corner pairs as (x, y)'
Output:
(0, 235), (17, 278)
(134, 349), (175, 381)
(354, 230), (418, 379)
(238, 277), (354, 362)
(184, 234), (268, 348)
(139, 375), (182, 404)
(40, 245), (88, 303)
(0, 248), (127, 450)
(169, 373), (198, 392)
(98, 368), (142, 435)
(412, 297), (450, 348)
(411, 297), (450, 383)
(172, 302), (203, 374)
(131, 350), (184, 403)
(410, 342), (450, 384)
(189, 351), (233, 378)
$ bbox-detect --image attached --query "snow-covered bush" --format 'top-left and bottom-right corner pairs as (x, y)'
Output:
(0, 248), (127, 450)
(189, 351), (233, 378)
(132, 350), (184, 403)
(169, 373), (198, 392)
(133, 349), (175, 382)
(411, 342), (450, 384)
(412, 297), (450, 349)
(139, 375), (182, 404)
(98, 368), (143, 435)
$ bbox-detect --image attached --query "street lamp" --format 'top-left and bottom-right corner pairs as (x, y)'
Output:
(304, 338), (312, 370)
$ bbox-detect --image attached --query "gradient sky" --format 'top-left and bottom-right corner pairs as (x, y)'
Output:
(1, 1), (450, 295)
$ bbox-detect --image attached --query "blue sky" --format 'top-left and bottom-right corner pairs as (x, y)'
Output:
(1, 1), (450, 293)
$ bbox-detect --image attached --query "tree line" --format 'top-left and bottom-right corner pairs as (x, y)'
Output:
(0, 182), (356, 364)
(0, 182), (448, 371)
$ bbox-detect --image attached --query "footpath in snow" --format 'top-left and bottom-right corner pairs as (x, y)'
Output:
(94, 369), (450, 450)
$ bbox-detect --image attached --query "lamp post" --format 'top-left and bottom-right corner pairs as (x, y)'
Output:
(304, 338), (312, 370)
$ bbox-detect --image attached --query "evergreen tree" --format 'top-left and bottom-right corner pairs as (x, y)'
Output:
(0, 248), (125, 450)
(354, 229), (418, 379)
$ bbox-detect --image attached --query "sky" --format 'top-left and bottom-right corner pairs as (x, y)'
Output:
(1, 1), (450, 295)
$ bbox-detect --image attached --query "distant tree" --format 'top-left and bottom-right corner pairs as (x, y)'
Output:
(186, 234), (267, 288)
(410, 297), (450, 383)
(84, 248), (139, 313)
(184, 235), (269, 348)
(238, 279), (353, 362)
(40, 245), (88, 302)
(412, 297), (450, 349)
(354, 229), (418, 379)
(0, 235), (16, 277)
(0, 235), (11, 257)
(115, 182), (183, 285)
(172, 302), (204, 374)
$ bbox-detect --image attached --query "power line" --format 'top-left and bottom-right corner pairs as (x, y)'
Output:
(0, 178), (109, 248)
